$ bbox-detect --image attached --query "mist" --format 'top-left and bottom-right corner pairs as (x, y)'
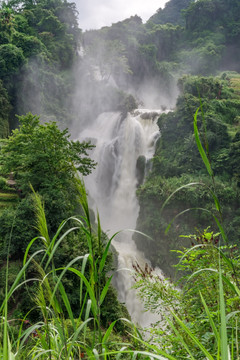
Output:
(71, 18), (180, 137)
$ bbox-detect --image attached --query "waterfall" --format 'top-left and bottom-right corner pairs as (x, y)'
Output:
(79, 109), (163, 327)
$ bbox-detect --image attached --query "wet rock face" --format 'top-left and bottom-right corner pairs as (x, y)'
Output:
(136, 155), (146, 187)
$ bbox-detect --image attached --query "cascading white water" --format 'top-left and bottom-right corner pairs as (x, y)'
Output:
(79, 109), (163, 327)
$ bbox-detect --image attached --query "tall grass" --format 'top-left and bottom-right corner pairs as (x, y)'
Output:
(133, 106), (240, 359)
(0, 179), (134, 359)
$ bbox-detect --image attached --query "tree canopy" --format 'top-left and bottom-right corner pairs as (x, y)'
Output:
(0, 0), (81, 130)
(1, 112), (95, 194)
(0, 113), (95, 257)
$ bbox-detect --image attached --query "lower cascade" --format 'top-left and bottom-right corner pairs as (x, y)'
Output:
(79, 109), (163, 327)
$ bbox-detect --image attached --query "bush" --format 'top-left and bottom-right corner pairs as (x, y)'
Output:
(0, 176), (6, 189)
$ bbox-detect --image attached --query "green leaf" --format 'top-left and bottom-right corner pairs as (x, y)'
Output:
(65, 267), (98, 317)
(57, 281), (75, 332)
(99, 232), (120, 273)
(170, 311), (215, 360)
(166, 316), (195, 360)
(0, 249), (45, 312)
(84, 300), (92, 342)
(210, 190), (221, 213)
(194, 108), (213, 177)
(200, 292), (220, 344)
(23, 236), (43, 269)
(116, 347), (128, 359)
(44, 226), (80, 270)
(67, 318), (93, 358)
(49, 255), (88, 310)
(129, 331), (177, 360)
(165, 208), (204, 234)
(161, 182), (204, 212)
(80, 254), (89, 308)
(187, 268), (240, 297)
(100, 275), (113, 305)
(102, 319), (118, 345)
(219, 268), (228, 360)
(212, 215), (228, 245)
(226, 311), (240, 322)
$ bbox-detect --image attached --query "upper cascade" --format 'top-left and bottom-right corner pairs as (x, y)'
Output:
(79, 109), (162, 233)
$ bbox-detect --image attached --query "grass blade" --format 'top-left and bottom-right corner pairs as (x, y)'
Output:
(100, 275), (113, 306)
(170, 311), (215, 360)
(65, 267), (98, 317)
(161, 182), (204, 212)
(200, 291), (220, 343)
(219, 268), (228, 360)
(194, 108), (213, 177)
(99, 232), (120, 274)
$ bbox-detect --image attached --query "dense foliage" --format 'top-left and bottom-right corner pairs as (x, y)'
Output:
(0, 0), (80, 132)
(148, 0), (192, 26)
(135, 74), (240, 274)
(0, 113), (97, 320)
(134, 229), (240, 359)
(0, 80), (11, 138)
(0, 112), (94, 249)
(0, 188), (133, 359)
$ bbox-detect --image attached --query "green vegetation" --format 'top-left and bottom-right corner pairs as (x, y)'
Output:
(0, 192), (18, 215)
(0, 0), (239, 358)
(148, 0), (192, 26)
(0, 0), (81, 131)
(0, 112), (95, 256)
(0, 186), (132, 359)
(0, 164), (239, 359)
(0, 80), (11, 138)
(135, 74), (240, 274)
(0, 113), (95, 193)
(0, 113), (128, 337)
(134, 232), (240, 359)
(133, 103), (240, 359)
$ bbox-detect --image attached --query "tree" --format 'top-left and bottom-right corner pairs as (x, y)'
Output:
(1, 112), (95, 190)
(0, 80), (11, 138)
(0, 3), (14, 42)
(229, 130), (240, 184)
(0, 113), (95, 235)
(12, 31), (46, 58)
(148, 0), (192, 26)
(0, 44), (25, 78)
